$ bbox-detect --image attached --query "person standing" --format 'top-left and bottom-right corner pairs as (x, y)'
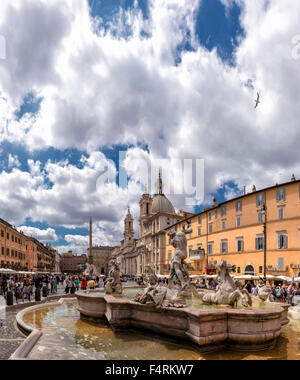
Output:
(81, 277), (87, 290)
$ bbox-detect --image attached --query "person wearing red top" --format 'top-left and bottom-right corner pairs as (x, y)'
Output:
(81, 277), (87, 290)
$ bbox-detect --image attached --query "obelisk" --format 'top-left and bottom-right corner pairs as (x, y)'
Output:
(89, 216), (93, 264)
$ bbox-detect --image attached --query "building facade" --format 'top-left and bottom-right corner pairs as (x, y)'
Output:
(165, 177), (300, 279)
(61, 251), (87, 274)
(0, 219), (27, 270)
(88, 246), (116, 275)
(112, 173), (194, 276)
(25, 238), (56, 272)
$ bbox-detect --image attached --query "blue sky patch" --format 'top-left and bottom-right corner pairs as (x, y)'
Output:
(195, 0), (245, 64)
(15, 92), (43, 121)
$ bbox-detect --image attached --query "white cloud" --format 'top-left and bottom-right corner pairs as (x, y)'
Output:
(8, 153), (21, 168)
(0, 0), (300, 251)
(17, 226), (58, 242)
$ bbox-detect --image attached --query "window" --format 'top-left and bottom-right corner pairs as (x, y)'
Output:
(255, 236), (264, 250)
(198, 227), (201, 236)
(259, 266), (263, 274)
(277, 234), (287, 249)
(236, 238), (244, 252)
(222, 219), (226, 230)
(256, 193), (264, 207)
(208, 211), (212, 221)
(257, 211), (263, 223)
(278, 206), (285, 220)
(245, 265), (255, 275)
(236, 215), (241, 227)
(277, 257), (284, 271)
(209, 223), (213, 233)
(220, 239), (228, 253)
(221, 206), (226, 217)
(214, 209), (218, 219)
(236, 201), (242, 212)
(207, 242), (214, 255)
(188, 246), (193, 257)
(278, 257), (284, 271)
(198, 215), (201, 224)
(276, 188), (286, 202)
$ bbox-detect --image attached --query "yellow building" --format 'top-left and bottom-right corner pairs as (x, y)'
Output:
(165, 176), (300, 279)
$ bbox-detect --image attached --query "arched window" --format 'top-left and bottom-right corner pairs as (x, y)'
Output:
(244, 265), (255, 275)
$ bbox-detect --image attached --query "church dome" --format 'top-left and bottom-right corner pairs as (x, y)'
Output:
(151, 194), (175, 214)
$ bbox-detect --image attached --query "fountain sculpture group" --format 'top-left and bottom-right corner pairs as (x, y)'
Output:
(76, 222), (290, 352)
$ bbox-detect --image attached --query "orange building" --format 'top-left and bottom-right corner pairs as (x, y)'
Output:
(165, 176), (300, 279)
(0, 218), (27, 270)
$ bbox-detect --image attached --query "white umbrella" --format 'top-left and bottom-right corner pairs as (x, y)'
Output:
(233, 275), (259, 280)
(157, 274), (170, 278)
(275, 275), (292, 282)
(0, 268), (16, 274)
(190, 275), (205, 279)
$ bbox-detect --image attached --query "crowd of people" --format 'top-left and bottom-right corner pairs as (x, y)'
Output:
(195, 277), (300, 304)
(2, 272), (300, 305)
(0, 273), (63, 303)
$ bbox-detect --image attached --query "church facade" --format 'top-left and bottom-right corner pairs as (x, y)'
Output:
(111, 174), (194, 276)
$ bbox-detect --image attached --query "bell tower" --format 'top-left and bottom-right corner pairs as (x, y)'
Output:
(124, 208), (134, 244)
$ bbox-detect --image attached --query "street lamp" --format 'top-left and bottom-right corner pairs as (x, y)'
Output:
(258, 204), (267, 284)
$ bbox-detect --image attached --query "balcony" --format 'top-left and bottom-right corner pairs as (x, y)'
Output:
(189, 248), (205, 261)
(267, 265), (289, 274)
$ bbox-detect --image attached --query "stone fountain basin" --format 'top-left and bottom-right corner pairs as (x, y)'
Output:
(76, 291), (289, 352)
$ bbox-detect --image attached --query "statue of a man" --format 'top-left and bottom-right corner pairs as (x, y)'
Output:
(168, 221), (192, 290)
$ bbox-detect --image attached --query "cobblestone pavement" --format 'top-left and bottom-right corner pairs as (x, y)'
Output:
(0, 285), (67, 360)
(0, 307), (26, 360)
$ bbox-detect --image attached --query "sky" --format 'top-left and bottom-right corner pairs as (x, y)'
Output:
(0, 0), (299, 254)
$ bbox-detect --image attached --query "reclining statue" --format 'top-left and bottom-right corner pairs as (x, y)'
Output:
(198, 260), (252, 308)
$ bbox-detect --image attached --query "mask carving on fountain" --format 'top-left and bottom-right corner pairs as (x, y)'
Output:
(105, 259), (123, 295)
(199, 260), (252, 307)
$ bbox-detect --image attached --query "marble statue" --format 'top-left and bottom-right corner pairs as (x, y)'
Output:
(198, 260), (252, 308)
(105, 260), (123, 295)
(257, 279), (275, 302)
(133, 270), (187, 308)
(133, 222), (198, 308)
(84, 263), (99, 278)
(168, 221), (200, 298)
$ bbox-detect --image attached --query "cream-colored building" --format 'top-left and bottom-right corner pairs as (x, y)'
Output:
(112, 174), (194, 276)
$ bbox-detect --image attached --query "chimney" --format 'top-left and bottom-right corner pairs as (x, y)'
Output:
(252, 185), (256, 192)
(291, 174), (296, 182)
(212, 198), (217, 207)
(243, 186), (246, 195)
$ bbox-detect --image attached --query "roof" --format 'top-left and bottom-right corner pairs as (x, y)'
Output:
(151, 193), (175, 214)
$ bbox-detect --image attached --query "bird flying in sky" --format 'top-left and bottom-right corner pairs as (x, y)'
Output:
(254, 92), (260, 109)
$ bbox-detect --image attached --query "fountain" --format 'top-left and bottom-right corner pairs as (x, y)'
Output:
(76, 222), (290, 352)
